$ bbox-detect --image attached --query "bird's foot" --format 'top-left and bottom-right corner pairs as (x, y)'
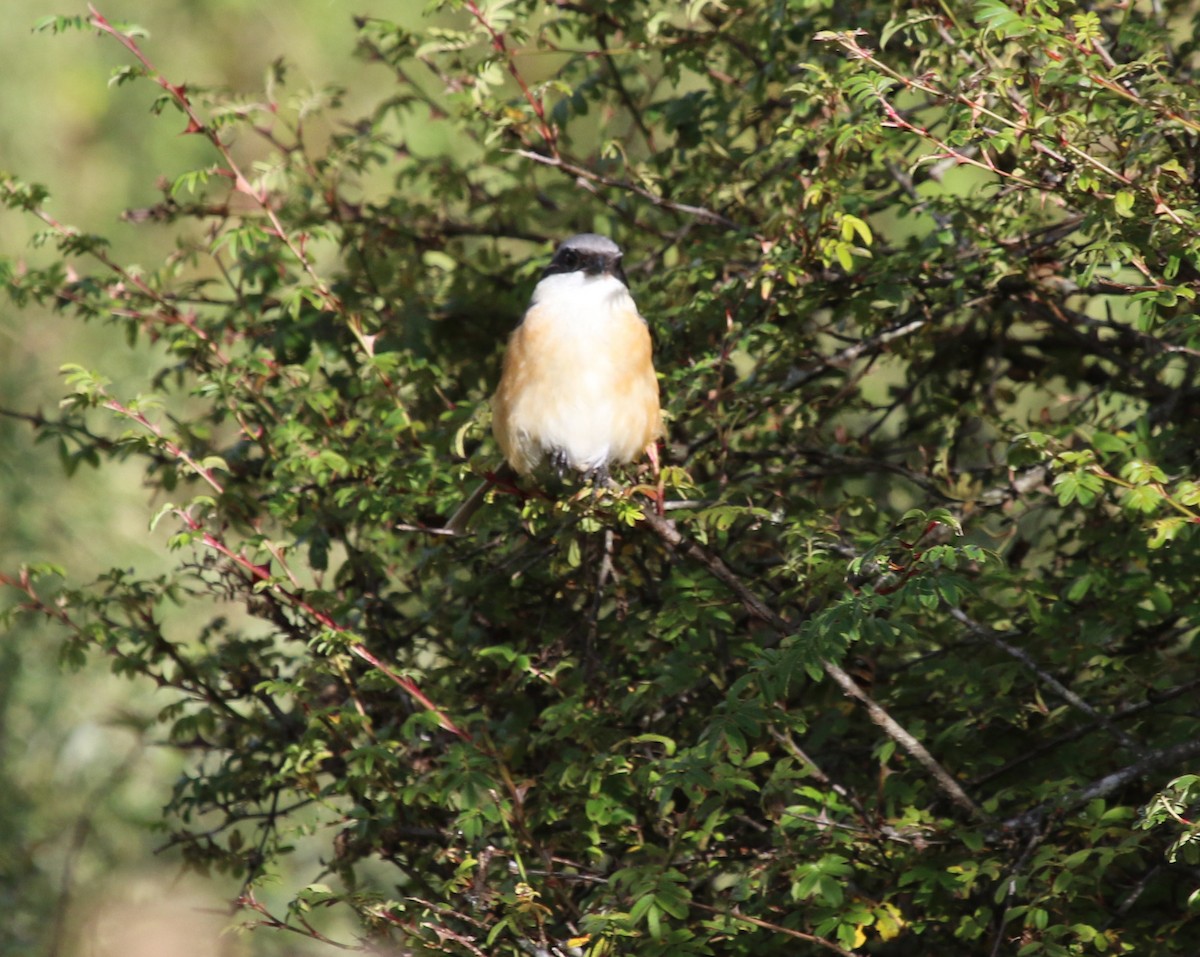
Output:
(549, 447), (571, 480)
(583, 463), (611, 490)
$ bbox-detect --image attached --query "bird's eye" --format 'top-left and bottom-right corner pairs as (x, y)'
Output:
(559, 249), (578, 268)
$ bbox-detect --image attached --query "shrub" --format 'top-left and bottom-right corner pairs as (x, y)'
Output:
(5, 2), (1200, 954)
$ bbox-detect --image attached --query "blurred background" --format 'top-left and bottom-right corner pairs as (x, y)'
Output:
(0, 3), (395, 953)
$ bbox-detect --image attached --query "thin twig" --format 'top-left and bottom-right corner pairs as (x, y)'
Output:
(177, 508), (469, 741)
(968, 675), (1200, 790)
(596, 28), (658, 153)
(1001, 737), (1200, 833)
(948, 607), (1140, 751)
(768, 726), (876, 832)
(238, 891), (355, 950)
(637, 508), (985, 820)
(510, 149), (742, 229)
(990, 825), (1050, 957)
(780, 319), (927, 392)
(690, 901), (861, 957)
(462, 0), (556, 149)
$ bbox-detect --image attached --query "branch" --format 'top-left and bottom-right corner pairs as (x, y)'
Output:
(510, 149), (742, 229)
(0, 406), (121, 453)
(989, 824), (1051, 957)
(0, 180), (231, 367)
(683, 316), (930, 461)
(88, 5), (404, 392)
(175, 509), (470, 742)
(969, 675), (1200, 789)
(103, 396), (225, 495)
(238, 891), (355, 950)
(779, 318), (928, 393)
(768, 726), (877, 834)
(461, 0), (556, 149)
(88, 9), (322, 291)
(595, 27), (658, 154)
(690, 901), (862, 957)
(638, 509), (985, 820)
(948, 607), (1140, 751)
(1002, 737), (1200, 833)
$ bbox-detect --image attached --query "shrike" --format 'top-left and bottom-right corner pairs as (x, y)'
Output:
(446, 233), (662, 532)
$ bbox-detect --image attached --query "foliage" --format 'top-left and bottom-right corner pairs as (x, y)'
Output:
(5, 1), (1200, 954)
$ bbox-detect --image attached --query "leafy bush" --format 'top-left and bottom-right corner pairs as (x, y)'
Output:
(5, 2), (1200, 954)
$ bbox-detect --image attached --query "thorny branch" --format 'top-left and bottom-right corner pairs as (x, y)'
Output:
(462, 0), (556, 150)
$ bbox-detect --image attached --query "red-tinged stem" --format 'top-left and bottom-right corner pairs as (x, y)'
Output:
(104, 398), (226, 495)
(348, 643), (470, 741)
(462, 0), (557, 151)
(2, 181), (229, 364)
(98, 393), (462, 737)
(87, 7), (408, 418)
(826, 31), (1145, 192)
(182, 511), (470, 741)
(88, 7), (337, 307)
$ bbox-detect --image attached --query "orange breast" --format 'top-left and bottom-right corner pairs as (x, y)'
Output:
(492, 300), (661, 475)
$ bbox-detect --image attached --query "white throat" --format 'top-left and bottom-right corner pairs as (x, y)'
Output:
(530, 271), (634, 318)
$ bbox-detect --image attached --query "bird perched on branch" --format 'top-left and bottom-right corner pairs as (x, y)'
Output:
(445, 233), (662, 533)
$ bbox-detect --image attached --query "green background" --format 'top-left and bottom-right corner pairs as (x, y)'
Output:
(1, 4), (381, 953)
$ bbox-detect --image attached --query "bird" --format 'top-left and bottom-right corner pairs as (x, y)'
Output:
(444, 233), (662, 533)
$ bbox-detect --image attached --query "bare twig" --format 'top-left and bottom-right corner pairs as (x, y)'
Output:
(638, 508), (985, 820)
(948, 607), (1140, 751)
(1002, 737), (1200, 833)
(780, 319), (927, 392)
(596, 27), (658, 154)
(969, 675), (1200, 790)
(768, 726), (876, 831)
(510, 149), (742, 229)
(238, 891), (355, 950)
(690, 901), (862, 957)
(990, 825), (1050, 957)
